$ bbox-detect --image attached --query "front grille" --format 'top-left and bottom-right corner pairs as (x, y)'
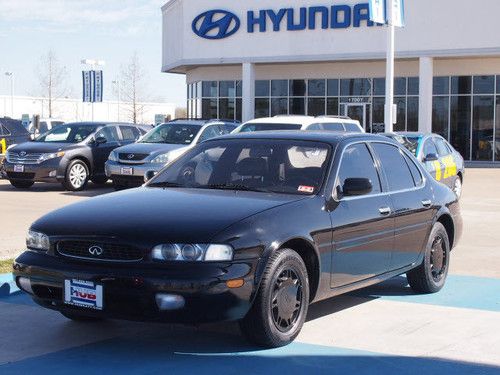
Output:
(119, 153), (149, 162)
(7, 152), (43, 164)
(57, 240), (143, 262)
(7, 172), (35, 180)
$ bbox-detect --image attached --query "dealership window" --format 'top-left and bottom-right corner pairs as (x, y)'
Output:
(340, 78), (371, 96)
(327, 79), (339, 96)
(256, 80), (270, 97)
(202, 81), (218, 97)
(432, 96), (449, 139)
(474, 76), (495, 95)
(309, 79), (326, 97)
(271, 98), (288, 116)
(290, 97), (306, 115)
(308, 98), (326, 116)
(451, 76), (472, 95)
(326, 98), (339, 116)
(255, 98), (270, 118)
(450, 96), (471, 160)
(192, 80), (242, 121)
(271, 80), (289, 97)
(472, 96), (494, 161)
(433, 77), (450, 95)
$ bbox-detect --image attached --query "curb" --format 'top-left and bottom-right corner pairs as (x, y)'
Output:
(0, 273), (20, 297)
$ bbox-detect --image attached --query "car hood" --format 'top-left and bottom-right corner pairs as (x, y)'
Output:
(9, 141), (78, 153)
(114, 142), (187, 157)
(32, 187), (306, 245)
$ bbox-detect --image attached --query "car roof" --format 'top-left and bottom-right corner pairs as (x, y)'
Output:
(166, 119), (239, 126)
(383, 132), (446, 140)
(209, 130), (391, 146)
(243, 115), (360, 127)
(62, 122), (144, 127)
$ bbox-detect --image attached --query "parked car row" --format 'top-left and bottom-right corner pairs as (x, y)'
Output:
(1, 115), (465, 200)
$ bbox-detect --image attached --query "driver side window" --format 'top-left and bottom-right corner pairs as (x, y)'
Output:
(198, 125), (221, 143)
(423, 139), (439, 158)
(95, 126), (119, 142)
(337, 143), (381, 195)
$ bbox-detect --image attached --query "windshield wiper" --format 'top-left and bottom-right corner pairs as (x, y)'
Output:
(147, 181), (185, 188)
(203, 184), (266, 193)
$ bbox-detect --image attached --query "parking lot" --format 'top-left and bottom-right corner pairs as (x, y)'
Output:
(1, 170), (500, 374)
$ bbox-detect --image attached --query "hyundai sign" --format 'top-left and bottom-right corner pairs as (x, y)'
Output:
(192, 3), (380, 40)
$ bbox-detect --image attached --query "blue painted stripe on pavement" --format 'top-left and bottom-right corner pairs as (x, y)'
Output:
(1, 337), (498, 375)
(352, 275), (500, 312)
(0, 273), (19, 297)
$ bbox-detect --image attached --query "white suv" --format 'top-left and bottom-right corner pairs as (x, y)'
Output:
(232, 115), (364, 134)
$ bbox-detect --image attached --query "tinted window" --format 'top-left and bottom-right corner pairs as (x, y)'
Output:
(36, 124), (96, 143)
(423, 139), (439, 157)
(96, 126), (119, 142)
(0, 124), (11, 136)
(322, 123), (345, 132)
(120, 126), (140, 141)
(344, 123), (362, 132)
(239, 123), (302, 132)
(219, 124), (236, 134)
(39, 121), (49, 133)
(307, 124), (323, 131)
(434, 138), (451, 156)
(141, 123), (202, 145)
(390, 135), (420, 156)
(402, 153), (423, 187)
(371, 143), (415, 191)
(338, 143), (381, 194)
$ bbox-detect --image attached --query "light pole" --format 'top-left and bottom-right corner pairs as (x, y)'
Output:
(80, 59), (105, 121)
(4, 72), (14, 117)
(112, 80), (120, 122)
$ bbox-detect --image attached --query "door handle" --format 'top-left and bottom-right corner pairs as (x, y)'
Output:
(379, 207), (391, 216)
(422, 200), (432, 208)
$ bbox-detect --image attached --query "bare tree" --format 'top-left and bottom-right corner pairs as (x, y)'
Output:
(36, 51), (68, 118)
(120, 52), (147, 123)
(175, 107), (187, 119)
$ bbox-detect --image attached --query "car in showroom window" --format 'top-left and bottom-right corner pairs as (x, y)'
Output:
(3, 122), (149, 191)
(13, 132), (462, 348)
(106, 119), (239, 190)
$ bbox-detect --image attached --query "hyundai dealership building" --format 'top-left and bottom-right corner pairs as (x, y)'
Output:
(162, 0), (500, 164)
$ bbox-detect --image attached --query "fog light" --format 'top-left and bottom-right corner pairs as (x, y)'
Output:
(226, 279), (244, 289)
(155, 293), (185, 311)
(49, 170), (57, 177)
(18, 277), (34, 295)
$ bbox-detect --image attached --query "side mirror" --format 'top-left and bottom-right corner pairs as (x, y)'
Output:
(342, 178), (373, 197)
(95, 136), (107, 145)
(424, 153), (438, 162)
(144, 170), (157, 183)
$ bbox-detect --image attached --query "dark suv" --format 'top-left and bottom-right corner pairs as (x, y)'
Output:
(0, 117), (31, 159)
(3, 122), (150, 191)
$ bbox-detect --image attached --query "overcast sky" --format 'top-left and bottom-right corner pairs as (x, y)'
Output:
(0, 0), (186, 107)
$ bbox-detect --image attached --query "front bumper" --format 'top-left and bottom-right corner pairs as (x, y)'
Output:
(105, 161), (164, 187)
(13, 251), (259, 323)
(3, 158), (66, 183)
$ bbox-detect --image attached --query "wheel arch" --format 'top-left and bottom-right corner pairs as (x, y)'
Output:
(436, 213), (455, 249)
(68, 155), (92, 175)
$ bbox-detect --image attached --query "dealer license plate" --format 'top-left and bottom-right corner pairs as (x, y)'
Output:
(14, 165), (24, 172)
(121, 167), (133, 175)
(64, 279), (103, 310)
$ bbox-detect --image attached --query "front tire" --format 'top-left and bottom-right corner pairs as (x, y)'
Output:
(9, 180), (34, 189)
(63, 159), (89, 191)
(239, 248), (309, 348)
(407, 222), (450, 294)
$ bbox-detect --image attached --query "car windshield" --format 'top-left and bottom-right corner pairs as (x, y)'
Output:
(141, 123), (202, 145)
(239, 123), (302, 132)
(390, 135), (421, 156)
(35, 124), (97, 143)
(147, 139), (331, 195)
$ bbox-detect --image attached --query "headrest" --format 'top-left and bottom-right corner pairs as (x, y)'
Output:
(236, 158), (267, 176)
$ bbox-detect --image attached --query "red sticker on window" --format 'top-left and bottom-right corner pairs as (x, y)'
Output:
(298, 185), (315, 193)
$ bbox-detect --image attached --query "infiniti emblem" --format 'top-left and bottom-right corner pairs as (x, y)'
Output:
(20, 151), (27, 157)
(88, 245), (104, 256)
(127, 154), (135, 159)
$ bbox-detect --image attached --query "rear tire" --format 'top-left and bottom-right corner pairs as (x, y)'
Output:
(407, 222), (450, 294)
(239, 248), (309, 348)
(61, 311), (103, 322)
(63, 159), (89, 191)
(9, 180), (34, 189)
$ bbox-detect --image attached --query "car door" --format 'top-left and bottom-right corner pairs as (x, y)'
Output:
(370, 142), (435, 270)
(422, 138), (445, 183)
(92, 126), (121, 174)
(330, 142), (393, 287)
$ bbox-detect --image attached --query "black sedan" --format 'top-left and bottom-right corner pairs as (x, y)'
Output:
(3, 122), (150, 191)
(13, 132), (462, 347)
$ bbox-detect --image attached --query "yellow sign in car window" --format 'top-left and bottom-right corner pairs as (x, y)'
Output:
(433, 160), (442, 181)
(442, 155), (457, 179)
(0, 138), (6, 155)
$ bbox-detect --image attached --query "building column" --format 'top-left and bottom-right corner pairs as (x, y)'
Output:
(242, 62), (255, 122)
(418, 57), (434, 134)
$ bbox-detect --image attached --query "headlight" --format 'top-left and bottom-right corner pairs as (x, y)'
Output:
(151, 244), (233, 262)
(108, 151), (118, 162)
(39, 151), (65, 162)
(151, 153), (170, 164)
(26, 230), (50, 251)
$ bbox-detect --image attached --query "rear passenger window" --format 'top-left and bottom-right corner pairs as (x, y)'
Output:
(371, 143), (415, 191)
(120, 126), (140, 141)
(344, 123), (362, 132)
(307, 123), (323, 131)
(402, 153), (423, 187)
(322, 123), (345, 132)
(338, 143), (381, 194)
(96, 126), (119, 142)
(423, 139), (439, 157)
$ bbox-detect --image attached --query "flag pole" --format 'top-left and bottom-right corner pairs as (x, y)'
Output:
(384, 0), (395, 133)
